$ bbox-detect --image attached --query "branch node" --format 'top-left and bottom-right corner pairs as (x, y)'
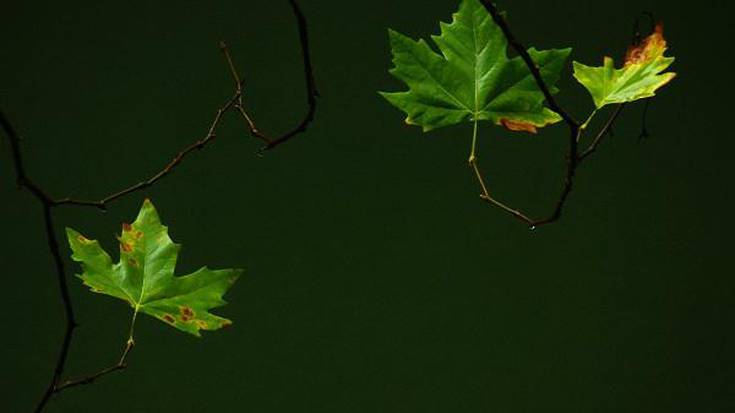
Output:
(2, 3), (318, 411)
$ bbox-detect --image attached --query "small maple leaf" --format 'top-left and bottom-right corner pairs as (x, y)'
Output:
(573, 23), (676, 109)
(379, 0), (570, 133)
(66, 199), (242, 337)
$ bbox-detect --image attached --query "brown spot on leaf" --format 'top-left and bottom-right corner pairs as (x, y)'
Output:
(163, 314), (175, 324)
(221, 320), (233, 329)
(180, 306), (195, 321)
(122, 223), (132, 232)
(127, 257), (138, 267)
(76, 235), (90, 243)
(121, 242), (132, 253)
(625, 22), (667, 66)
(195, 320), (209, 329)
(500, 118), (538, 134)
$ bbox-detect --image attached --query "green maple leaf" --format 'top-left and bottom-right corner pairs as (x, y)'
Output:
(66, 199), (242, 337)
(379, 0), (571, 133)
(573, 23), (676, 109)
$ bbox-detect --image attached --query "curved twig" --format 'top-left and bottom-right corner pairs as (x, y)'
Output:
(471, 1), (639, 228)
(53, 338), (134, 393)
(238, 0), (319, 153)
(0, 2), (317, 411)
(54, 90), (240, 210)
(578, 104), (625, 161)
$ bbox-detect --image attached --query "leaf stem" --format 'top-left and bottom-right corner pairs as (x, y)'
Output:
(578, 104), (625, 161)
(124, 308), (140, 359)
(469, 119), (479, 163)
(467, 121), (536, 226)
(53, 314), (137, 393)
(580, 109), (598, 134)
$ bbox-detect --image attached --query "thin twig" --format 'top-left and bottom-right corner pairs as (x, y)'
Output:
(471, 159), (535, 225)
(220, 41), (273, 146)
(578, 104), (625, 161)
(638, 99), (652, 142)
(0, 2), (317, 411)
(470, 1), (636, 228)
(54, 93), (239, 209)
(45, 1), (317, 209)
(54, 338), (134, 392)
(236, 0), (319, 153)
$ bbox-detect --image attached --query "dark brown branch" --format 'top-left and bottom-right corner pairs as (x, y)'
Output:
(470, 2), (638, 228)
(472, 1), (579, 228)
(220, 41), (272, 146)
(478, 1), (577, 127)
(32, 205), (79, 412)
(474, 126), (582, 228)
(237, 0), (319, 152)
(0, 2), (317, 411)
(54, 93), (239, 209)
(55, 0), (317, 209)
(0, 112), (80, 413)
(0, 113), (54, 204)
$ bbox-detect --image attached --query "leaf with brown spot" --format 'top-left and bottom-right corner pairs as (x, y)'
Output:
(573, 22), (676, 108)
(66, 199), (243, 337)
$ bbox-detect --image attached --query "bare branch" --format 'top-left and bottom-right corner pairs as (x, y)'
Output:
(469, 2), (644, 228)
(578, 104), (625, 161)
(0, 2), (318, 412)
(0, 112), (79, 413)
(236, 0), (319, 152)
(472, 1), (581, 228)
(54, 93), (239, 209)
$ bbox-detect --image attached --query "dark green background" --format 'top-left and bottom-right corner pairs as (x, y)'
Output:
(1, 0), (732, 411)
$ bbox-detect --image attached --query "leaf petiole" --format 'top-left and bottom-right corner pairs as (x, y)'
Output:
(577, 109), (598, 142)
(469, 119), (479, 164)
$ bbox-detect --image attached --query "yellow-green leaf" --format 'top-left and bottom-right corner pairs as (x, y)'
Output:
(573, 23), (676, 109)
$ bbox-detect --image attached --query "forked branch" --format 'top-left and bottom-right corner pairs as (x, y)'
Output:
(472, 1), (645, 228)
(0, 2), (317, 412)
(235, 0), (319, 153)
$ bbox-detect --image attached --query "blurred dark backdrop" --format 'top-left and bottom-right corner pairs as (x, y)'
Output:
(1, 0), (732, 411)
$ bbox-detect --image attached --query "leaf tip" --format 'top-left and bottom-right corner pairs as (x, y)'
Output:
(625, 21), (669, 66)
(65, 227), (79, 239)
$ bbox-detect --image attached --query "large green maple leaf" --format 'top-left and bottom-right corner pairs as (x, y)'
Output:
(379, 0), (571, 133)
(66, 199), (242, 337)
(573, 23), (676, 109)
